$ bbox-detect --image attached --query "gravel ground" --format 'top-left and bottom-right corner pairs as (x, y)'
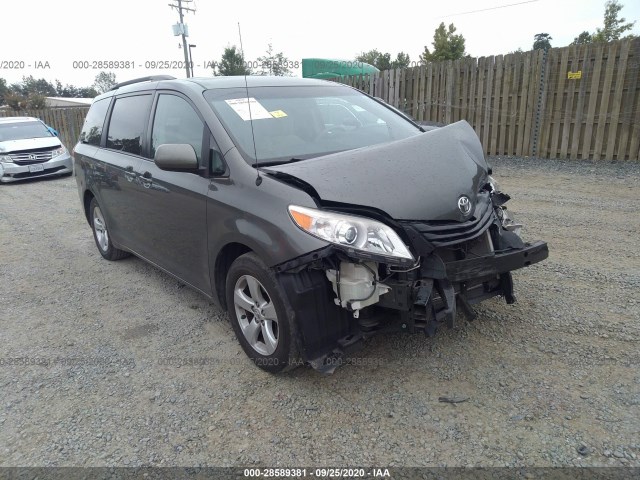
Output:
(0, 158), (638, 468)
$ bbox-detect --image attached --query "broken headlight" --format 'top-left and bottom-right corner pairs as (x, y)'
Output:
(288, 205), (414, 261)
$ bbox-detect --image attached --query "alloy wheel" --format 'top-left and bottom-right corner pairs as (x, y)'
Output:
(93, 206), (109, 253)
(233, 274), (279, 355)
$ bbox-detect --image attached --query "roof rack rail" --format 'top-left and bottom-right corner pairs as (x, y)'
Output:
(110, 75), (176, 91)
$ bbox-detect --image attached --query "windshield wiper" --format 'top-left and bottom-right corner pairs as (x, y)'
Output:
(256, 157), (308, 167)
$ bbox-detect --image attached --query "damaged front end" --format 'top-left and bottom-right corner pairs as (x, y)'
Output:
(274, 187), (547, 373)
(267, 121), (548, 372)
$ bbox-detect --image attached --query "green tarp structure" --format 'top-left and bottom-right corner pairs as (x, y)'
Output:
(302, 58), (379, 79)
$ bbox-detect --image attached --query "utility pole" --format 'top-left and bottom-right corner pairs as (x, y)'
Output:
(169, 0), (195, 78)
(188, 44), (197, 77)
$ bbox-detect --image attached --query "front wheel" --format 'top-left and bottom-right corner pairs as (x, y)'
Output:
(89, 198), (130, 261)
(225, 252), (301, 373)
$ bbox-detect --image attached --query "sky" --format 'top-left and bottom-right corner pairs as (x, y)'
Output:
(1, 0), (639, 89)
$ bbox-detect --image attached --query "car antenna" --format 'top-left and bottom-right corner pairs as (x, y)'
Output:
(243, 74), (262, 186)
(239, 25), (261, 186)
(244, 74), (262, 186)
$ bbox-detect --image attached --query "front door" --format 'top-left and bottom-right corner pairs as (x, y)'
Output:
(133, 93), (211, 294)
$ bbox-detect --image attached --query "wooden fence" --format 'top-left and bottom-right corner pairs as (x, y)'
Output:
(0, 107), (89, 151)
(335, 38), (640, 161)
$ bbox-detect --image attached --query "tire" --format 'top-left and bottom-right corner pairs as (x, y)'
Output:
(89, 198), (130, 261)
(225, 252), (301, 373)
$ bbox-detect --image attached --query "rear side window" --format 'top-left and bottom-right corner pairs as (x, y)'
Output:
(79, 98), (110, 146)
(106, 95), (153, 155)
(151, 94), (204, 161)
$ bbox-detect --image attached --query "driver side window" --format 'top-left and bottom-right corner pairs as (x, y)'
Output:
(151, 94), (204, 162)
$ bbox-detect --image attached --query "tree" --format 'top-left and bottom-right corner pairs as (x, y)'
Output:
(420, 23), (466, 63)
(4, 91), (27, 111)
(78, 86), (98, 97)
(391, 52), (411, 69)
(572, 31), (593, 44)
(0, 78), (8, 106)
(4, 76), (98, 106)
(10, 76), (56, 97)
(93, 72), (116, 94)
(356, 50), (411, 70)
(356, 49), (392, 70)
(55, 80), (81, 97)
(213, 46), (251, 76)
(571, 1), (635, 45)
(27, 94), (47, 109)
(533, 33), (552, 51)
(3, 90), (46, 111)
(592, 0), (635, 42)
(257, 43), (292, 76)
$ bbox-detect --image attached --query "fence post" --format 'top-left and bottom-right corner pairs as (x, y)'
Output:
(66, 109), (77, 150)
(532, 47), (549, 157)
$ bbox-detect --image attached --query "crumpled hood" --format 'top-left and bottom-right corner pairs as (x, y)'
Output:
(264, 120), (489, 221)
(0, 137), (61, 154)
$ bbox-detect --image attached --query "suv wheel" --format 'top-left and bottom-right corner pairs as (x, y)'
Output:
(89, 198), (130, 261)
(226, 252), (300, 373)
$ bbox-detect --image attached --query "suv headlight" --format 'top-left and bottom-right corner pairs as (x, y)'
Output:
(288, 205), (414, 261)
(51, 146), (67, 158)
(0, 154), (11, 163)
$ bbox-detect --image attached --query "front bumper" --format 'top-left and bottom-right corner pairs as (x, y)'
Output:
(445, 240), (548, 283)
(0, 154), (73, 183)
(277, 238), (548, 372)
(374, 240), (549, 332)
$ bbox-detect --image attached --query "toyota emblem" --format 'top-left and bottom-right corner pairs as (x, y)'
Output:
(458, 196), (472, 215)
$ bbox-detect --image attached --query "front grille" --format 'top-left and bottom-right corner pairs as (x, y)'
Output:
(10, 147), (57, 165)
(402, 195), (494, 247)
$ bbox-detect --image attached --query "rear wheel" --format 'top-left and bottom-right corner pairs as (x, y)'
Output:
(225, 252), (300, 373)
(89, 198), (130, 261)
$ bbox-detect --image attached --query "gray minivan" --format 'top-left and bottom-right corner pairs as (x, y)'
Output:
(74, 75), (548, 373)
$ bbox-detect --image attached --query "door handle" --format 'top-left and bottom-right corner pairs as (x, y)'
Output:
(141, 171), (153, 188)
(124, 165), (136, 183)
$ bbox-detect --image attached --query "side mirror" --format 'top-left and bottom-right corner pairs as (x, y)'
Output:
(154, 144), (198, 171)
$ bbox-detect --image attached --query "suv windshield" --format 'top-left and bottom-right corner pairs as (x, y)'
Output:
(205, 85), (421, 164)
(0, 121), (53, 142)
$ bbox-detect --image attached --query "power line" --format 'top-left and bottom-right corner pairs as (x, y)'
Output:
(441, 0), (539, 18)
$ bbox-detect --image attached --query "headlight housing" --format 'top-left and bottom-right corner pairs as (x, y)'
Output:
(51, 146), (67, 158)
(0, 154), (11, 163)
(288, 205), (414, 261)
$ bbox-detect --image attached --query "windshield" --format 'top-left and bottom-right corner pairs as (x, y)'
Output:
(0, 121), (53, 142)
(205, 85), (421, 164)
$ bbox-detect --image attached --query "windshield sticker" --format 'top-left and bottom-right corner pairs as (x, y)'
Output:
(225, 98), (273, 121)
(269, 110), (288, 118)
